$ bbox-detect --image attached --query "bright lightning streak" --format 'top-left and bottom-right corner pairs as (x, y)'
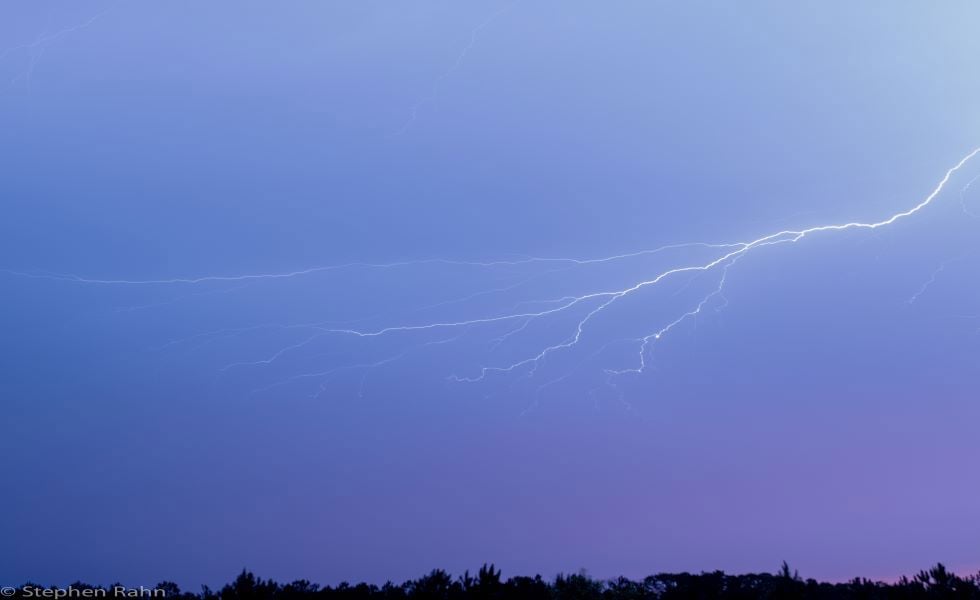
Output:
(605, 256), (742, 376)
(322, 147), (980, 382)
(6, 148), (980, 397)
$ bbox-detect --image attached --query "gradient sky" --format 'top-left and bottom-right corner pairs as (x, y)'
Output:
(2, 1), (980, 590)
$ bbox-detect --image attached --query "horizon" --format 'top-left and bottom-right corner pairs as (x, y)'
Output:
(6, 562), (980, 595)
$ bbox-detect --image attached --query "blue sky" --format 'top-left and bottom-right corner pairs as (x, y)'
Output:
(2, 1), (980, 589)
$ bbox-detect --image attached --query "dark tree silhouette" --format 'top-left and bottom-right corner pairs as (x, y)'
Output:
(9, 563), (980, 600)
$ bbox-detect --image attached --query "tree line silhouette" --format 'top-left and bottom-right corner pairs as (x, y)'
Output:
(10, 563), (980, 600)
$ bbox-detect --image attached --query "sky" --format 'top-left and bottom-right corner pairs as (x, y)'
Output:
(2, 0), (980, 590)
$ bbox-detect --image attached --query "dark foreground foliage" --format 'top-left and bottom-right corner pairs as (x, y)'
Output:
(12, 563), (980, 600)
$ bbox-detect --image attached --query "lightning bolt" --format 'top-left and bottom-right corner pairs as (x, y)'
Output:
(6, 148), (980, 399)
(323, 147), (980, 382)
(604, 255), (743, 376)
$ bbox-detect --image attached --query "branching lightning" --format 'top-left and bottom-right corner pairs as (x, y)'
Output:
(5, 148), (980, 400)
(312, 147), (980, 383)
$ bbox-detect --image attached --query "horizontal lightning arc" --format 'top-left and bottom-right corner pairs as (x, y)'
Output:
(331, 147), (979, 382)
(0, 242), (746, 285)
(335, 147), (980, 340)
(18, 150), (965, 290)
(5, 147), (978, 392)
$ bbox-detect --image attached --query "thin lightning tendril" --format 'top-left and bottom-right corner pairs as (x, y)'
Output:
(1, 11), (106, 90)
(962, 173), (980, 219)
(393, 1), (517, 136)
(0, 242), (744, 285)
